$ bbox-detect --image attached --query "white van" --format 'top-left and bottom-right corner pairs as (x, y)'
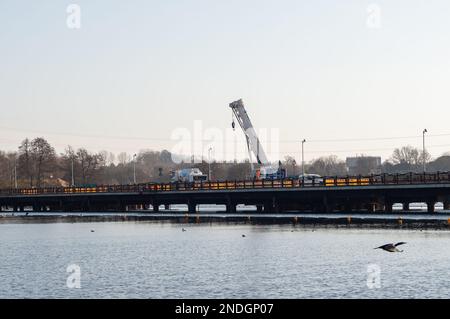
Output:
(298, 174), (324, 185)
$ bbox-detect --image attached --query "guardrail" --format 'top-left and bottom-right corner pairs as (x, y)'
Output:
(1, 172), (450, 196)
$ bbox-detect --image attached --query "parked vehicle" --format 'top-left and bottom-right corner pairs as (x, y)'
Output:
(170, 168), (208, 183)
(299, 174), (324, 185)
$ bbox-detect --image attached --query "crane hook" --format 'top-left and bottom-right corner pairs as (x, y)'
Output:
(231, 112), (235, 130)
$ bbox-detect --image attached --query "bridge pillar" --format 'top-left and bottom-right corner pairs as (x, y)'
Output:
(188, 202), (196, 214)
(272, 197), (281, 214)
(256, 205), (263, 213)
(344, 201), (352, 213)
(323, 196), (334, 213)
(13, 205), (18, 212)
(384, 202), (393, 213)
(444, 201), (450, 210)
(402, 203), (410, 211)
(153, 204), (159, 212)
(164, 204), (170, 210)
(263, 202), (272, 213)
(427, 201), (435, 213)
(226, 203), (236, 213)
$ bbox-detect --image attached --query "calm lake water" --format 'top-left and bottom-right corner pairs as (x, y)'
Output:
(0, 221), (449, 299)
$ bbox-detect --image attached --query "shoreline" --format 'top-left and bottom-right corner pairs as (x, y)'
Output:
(1, 212), (450, 230)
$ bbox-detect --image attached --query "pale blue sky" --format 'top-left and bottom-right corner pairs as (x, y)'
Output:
(1, 0), (450, 162)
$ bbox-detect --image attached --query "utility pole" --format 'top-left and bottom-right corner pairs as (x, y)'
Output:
(71, 156), (75, 187)
(208, 147), (213, 181)
(292, 159), (296, 177)
(423, 129), (427, 173)
(133, 154), (137, 184)
(14, 158), (17, 189)
(301, 139), (306, 176)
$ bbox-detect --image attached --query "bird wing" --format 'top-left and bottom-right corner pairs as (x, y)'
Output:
(374, 243), (392, 249)
(394, 242), (407, 247)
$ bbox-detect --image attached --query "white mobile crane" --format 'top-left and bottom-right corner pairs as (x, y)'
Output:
(230, 99), (286, 180)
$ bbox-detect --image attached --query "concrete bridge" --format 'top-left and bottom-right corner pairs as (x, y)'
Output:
(1, 173), (450, 213)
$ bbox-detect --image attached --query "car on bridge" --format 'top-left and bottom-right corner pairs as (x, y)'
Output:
(299, 174), (324, 186)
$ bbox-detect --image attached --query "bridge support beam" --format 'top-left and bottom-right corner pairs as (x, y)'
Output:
(384, 202), (393, 213)
(188, 202), (196, 214)
(367, 203), (376, 213)
(427, 201), (435, 213)
(226, 203), (236, 213)
(402, 203), (410, 211)
(323, 196), (334, 213)
(444, 201), (450, 210)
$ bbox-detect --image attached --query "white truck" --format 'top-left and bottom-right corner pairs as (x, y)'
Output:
(170, 168), (208, 183)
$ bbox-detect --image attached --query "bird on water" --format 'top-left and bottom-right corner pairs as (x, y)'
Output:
(374, 242), (407, 252)
(182, 228), (186, 232)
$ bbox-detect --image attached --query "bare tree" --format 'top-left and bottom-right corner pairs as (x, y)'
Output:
(117, 152), (129, 165)
(18, 138), (34, 187)
(283, 155), (297, 177)
(31, 137), (56, 187)
(308, 155), (347, 176)
(76, 148), (104, 184)
(391, 146), (421, 165)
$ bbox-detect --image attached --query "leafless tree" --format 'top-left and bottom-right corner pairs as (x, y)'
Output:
(117, 152), (129, 165)
(18, 138), (34, 187)
(30, 137), (56, 187)
(308, 155), (347, 176)
(76, 148), (104, 184)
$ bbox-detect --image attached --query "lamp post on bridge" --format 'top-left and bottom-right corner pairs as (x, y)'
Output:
(208, 147), (213, 181)
(71, 157), (75, 187)
(133, 154), (137, 184)
(422, 129), (427, 173)
(301, 139), (306, 177)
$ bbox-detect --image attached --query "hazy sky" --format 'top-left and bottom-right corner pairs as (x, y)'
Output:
(1, 0), (450, 163)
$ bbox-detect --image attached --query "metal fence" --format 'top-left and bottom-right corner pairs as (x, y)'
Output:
(1, 172), (450, 196)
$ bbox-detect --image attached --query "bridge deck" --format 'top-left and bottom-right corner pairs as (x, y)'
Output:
(1, 173), (450, 213)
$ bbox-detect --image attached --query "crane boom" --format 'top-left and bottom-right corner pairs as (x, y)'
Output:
(229, 99), (270, 166)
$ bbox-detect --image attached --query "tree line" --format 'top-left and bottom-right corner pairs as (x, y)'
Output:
(1, 137), (450, 188)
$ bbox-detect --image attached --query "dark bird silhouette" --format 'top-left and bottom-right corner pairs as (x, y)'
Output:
(374, 242), (407, 252)
(242, 234), (246, 237)
(90, 229), (95, 233)
(182, 228), (186, 232)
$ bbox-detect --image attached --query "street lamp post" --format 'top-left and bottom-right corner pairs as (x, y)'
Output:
(423, 129), (427, 173)
(208, 147), (213, 181)
(133, 154), (137, 184)
(71, 156), (75, 187)
(292, 159), (296, 177)
(301, 139), (306, 176)
(13, 156), (17, 189)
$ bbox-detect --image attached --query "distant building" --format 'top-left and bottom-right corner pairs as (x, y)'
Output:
(346, 156), (382, 175)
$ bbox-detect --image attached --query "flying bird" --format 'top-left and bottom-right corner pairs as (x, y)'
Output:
(374, 242), (407, 252)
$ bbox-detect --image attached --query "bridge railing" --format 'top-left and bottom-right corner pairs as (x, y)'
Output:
(1, 172), (450, 196)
